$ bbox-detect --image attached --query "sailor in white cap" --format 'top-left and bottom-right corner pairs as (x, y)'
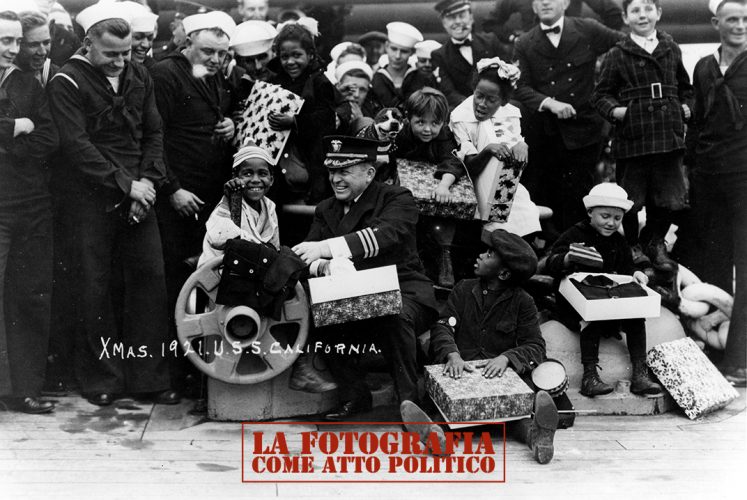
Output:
(119, 1), (159, 68)
(370, 22), (422, 108)
(47, 0), (181, 408)
(413, 39), (442, 78)
(231, 20), (277, 82)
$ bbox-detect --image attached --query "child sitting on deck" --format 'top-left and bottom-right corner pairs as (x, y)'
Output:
(198, 145), (279, 267)
(545, 183), (663, 398)
(410, 228), (565, 464)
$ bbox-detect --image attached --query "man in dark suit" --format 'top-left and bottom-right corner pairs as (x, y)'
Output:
(293, 136), (439, 420)
(512, 0), (622, 234)
(431, 0), (511, 109)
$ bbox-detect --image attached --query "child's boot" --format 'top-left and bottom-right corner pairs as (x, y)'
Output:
(528, 391), (558, 464)
(580, 363), (613, 397)
(630, 358), (663, 396)
(646, 239), (677, 274)
(437, 245), (455, 288)
(289, 354), (337, 393)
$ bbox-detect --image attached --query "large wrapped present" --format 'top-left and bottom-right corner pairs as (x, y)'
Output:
(647, 337), (739, 420)
(397, 159), (477, 220)
(308, 265), (402, 327)
(487, 153), (526, 223)
(559, 272), (660, 321)
(233, 81), (305, 164)
(425, 362), (534, 422)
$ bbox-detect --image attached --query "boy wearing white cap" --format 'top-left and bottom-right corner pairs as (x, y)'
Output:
(48, 3), (178, 406)
(199, 145), (279, 266)
(545, 183), (662, 398)
(371, 21), (423, 109)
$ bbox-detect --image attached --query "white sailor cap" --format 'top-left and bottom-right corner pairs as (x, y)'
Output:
(4, 0), (42, 15)
(414, 40), (442, 59)
(330, 41), (353, 62)
(183, 11), (236, 40)
(335, 60), (373, 81)
(385, 22), (423, 49)
(76, 2), (132, 34)
(231, 20), (277, 56)
(709, 0), (725, 14)
(119, 1), (158, 33)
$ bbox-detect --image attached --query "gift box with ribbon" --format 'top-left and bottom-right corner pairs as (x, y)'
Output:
(425, 362), (534, 422)
(647, 337), (739, 420)
(397, 159), (477, 220)
(307, 265), (402, 327)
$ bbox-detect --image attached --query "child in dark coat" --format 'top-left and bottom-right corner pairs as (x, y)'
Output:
(395, 87), (465, 287)
(425, 228), (562, 464)
(591, 0), (693, 272)
(545, 183), (662, 398)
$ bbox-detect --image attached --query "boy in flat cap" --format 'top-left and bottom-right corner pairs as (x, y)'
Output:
(427, 228), (560, 464)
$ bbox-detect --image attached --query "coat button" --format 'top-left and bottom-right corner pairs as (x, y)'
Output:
(639, 61), (645, 67)
(262, 258), (268, 263)
(568, 77), (572, 82)
(249, 269), (254, 274)
(233, 260), (239, 265)
(482, 290), (488, 295)
(567, 62), (572, 67)
(570, 92), (575, 97)
(551, 81), (556, 85)
(648, 105), (654, 112)
(661, 105), (668, 111)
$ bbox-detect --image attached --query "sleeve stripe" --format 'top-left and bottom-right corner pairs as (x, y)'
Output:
(357, 230), (372, 258)
(367, 228), (379, 257)
(51, 72), (79, 90)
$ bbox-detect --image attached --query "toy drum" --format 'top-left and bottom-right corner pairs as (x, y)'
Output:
(532, 359), (569, 397)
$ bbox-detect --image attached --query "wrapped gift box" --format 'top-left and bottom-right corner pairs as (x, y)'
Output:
(647, 337), (739, 420)
(308, 265), (402, 327)
(397, 159), (477, 220)
(425, 362), (534, 422)
(568, 243), (604, 269)
(559, 272), (661, 321)
(487, 154), (526, 223)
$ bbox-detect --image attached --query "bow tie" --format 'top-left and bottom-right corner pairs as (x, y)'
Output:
(542, 26), (561, 35)
(452, 38), (472, 47)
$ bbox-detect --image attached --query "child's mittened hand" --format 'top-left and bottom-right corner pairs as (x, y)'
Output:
(443, 353), (473, 379)
(681, 104), (691, 120)
(432, 184), (453, 204)
(477, 355), (509, 378)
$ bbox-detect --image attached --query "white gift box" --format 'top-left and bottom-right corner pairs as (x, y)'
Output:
(307, 265), (402, 327)
(559, 272), (661, 321)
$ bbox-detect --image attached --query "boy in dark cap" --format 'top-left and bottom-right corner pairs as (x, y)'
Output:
(420, 228), (562, 464)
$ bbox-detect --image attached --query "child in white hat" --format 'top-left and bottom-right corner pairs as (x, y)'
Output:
(545, 183), (662, 398)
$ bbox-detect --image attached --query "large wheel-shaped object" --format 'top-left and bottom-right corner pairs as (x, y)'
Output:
(175, 257), (310, 384)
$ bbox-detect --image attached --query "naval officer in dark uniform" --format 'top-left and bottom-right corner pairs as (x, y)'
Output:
(293, 136), (438, 420)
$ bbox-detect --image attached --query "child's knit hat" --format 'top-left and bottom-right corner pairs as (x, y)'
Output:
(583, 183), (634, 212)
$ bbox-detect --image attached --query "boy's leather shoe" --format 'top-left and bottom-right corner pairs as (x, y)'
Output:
(720, 366), (747, 387)
(322, 400), (372, 421)
(400, 400), (449, 455)
(19, 397), (55, 414)
(529, 391), (558, 464)
(580, 365), (614, 397)
(289, 355), (338, 393)
(87, 393), (113, 406)
(152, 390), (181, 405)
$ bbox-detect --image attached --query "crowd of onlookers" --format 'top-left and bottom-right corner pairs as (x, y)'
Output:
(0, 0), (745, 436)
